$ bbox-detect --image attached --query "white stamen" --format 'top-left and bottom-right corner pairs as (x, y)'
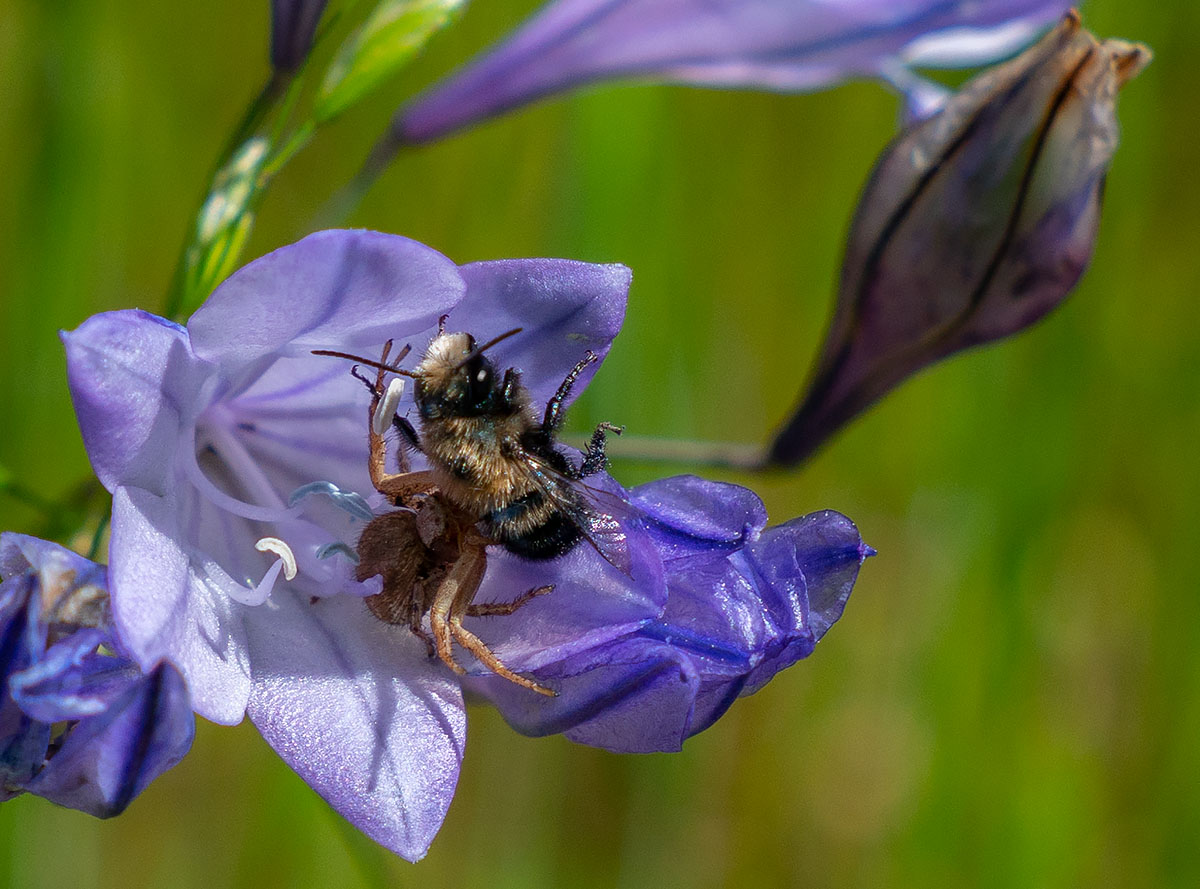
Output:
(255, 537), (298, 580)
(373, 377), (406, 437)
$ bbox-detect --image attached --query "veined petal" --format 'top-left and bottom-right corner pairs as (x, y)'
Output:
(464, 518), (666, 675)
(8, 628), (134, 722)
(474, 485), (871, 753)
(469, 636), (702, 753)
(23, 662), (195, 818)
(453, 260), (630, 409)
(110, 486), (252, 725)
(394, 0), (1072, 144)
(631, 475), (768, 563)
(64, 311), (205, 496)
(188, 230), (464, 373)
(244, 594), (466, 862)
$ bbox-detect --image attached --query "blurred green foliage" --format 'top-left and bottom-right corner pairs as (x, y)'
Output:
(1, 1), (1197, 887)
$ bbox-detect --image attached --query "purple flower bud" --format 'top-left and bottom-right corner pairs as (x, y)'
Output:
(64, 230), (867, 858)
(393, 0), (1071, 145)
(0, 534), (194, 817)
(270, 0), (330, 73)
(768, 12), (1151, 466)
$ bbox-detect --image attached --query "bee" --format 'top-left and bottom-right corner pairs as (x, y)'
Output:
(317, 320), (628, 696)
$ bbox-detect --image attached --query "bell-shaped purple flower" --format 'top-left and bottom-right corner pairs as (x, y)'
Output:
(768, 12), (1151, 466)
(64, 229), (867, 859)
(270, 0), (330, 73)
(471, 476), (870, 752)
(392, 0), (1071, 145)
(0, 534), (194, 817)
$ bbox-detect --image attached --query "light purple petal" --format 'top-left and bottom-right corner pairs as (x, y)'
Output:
(453, 259), (630, 410)
(394, 0), (1071, 144)
(187, 230), (463, 373)
(244, 594), (466, 862)
(110, 486), (252, 724)
(64, 311), (205, 495)
(24, 663), (195, 818)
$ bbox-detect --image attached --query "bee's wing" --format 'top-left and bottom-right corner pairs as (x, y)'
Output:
(523, 453), (637, 577)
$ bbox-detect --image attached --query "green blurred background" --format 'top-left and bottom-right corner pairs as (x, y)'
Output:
(2, 1), (1197, 886)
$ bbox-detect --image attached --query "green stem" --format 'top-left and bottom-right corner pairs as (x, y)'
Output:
(163, 73), (293, 321)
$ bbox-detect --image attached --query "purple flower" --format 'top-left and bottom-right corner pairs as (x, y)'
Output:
(270, 0), (330, 73)
(471, 476), (869, 752)
(767, 13), (1152, 465)
(0, 534), (194, 817)
(64, 229), (866, 858)
(392, 0), (1071, 145)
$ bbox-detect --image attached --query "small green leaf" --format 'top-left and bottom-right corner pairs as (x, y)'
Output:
(315, 0), (466, 124)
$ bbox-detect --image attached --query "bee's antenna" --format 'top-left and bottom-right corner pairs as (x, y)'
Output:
(454, 327), (523, 370)
(312, 347), (418, 378)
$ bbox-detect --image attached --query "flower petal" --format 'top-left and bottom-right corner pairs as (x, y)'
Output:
(8, 628), (132, 722)
(244, 594), (466, 862)
(110, 486), (252, 724)
(394, 0), (1071, 144)
(469, 636), (702, 753)
(64, 310), (204, 495)
(23, 662), (195, 818)
(631, 475), (768, 563)
(187, 230), (464, 372)
(453, 259), (630, 410)
(464, 515), (666, 675)
(742, 510), (869, 693)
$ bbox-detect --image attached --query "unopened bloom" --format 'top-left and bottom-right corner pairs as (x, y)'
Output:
(270, 0), (330, 73)
(64, 229), (866, 859)
(768, 13), (1151, 466)
(392, 0), (1071, 145)
(0, 534), (193, 816)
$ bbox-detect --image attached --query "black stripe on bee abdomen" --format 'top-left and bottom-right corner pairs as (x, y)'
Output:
(486, 490), (582, 561)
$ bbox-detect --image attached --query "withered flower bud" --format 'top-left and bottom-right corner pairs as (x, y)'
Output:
(768, 12), (1150, 466)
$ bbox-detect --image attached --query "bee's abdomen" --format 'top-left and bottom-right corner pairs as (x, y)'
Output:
(486, 490), (581, 560)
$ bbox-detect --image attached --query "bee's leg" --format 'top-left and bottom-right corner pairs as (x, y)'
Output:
(577, 421), (624, 478)
(541, 351), (599, 433)
(466, 584), (554, 617)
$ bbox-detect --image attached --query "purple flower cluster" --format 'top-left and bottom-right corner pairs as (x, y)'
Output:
(63, 229), (869, 858)
(1, 534), (193, 816)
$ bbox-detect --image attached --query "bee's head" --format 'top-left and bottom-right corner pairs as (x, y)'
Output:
(415, 331), (502, 418)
